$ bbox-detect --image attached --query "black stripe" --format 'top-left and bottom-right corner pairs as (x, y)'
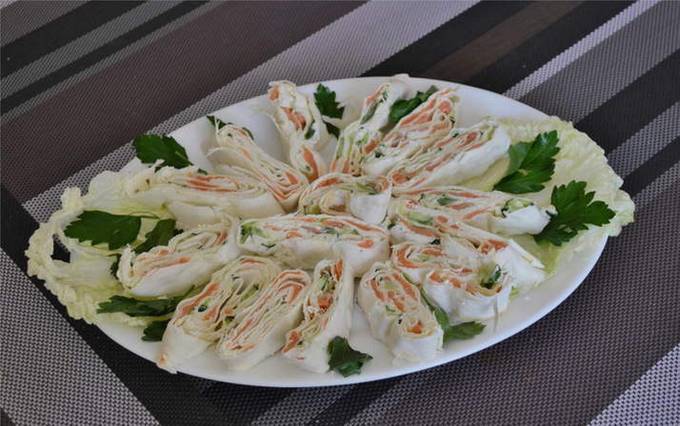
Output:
(203, 384), (295, 425)
(1, 1), (207, 113)
(1, 1), (144, 77)
(1, 408), (14, 426)
(466, 1), (632, 93)
(363, 1), (529, 77)
(309, 378), (400, 425)
(0, 186), (225, 426)
(577, 50), (680, 153)
(622, 134), (680, 196)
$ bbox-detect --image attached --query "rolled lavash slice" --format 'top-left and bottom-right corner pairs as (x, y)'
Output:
(237, 214), (389, 276)
(282, 259), (354, 373)
(298, 173), (392, 224)
(387, 119), (510, 192)
(117, 217), (240, 298)
(207, 121), (308, 211)
(330, 76), (410, 175)
(362, 87), (459, 177)
(268, 80), (329, 181)
(128, 165), (283, 226)
(393, 185), (551, 236)
(157, 256), (282, 373)
(358, 262), (443, 362)
(217, 269), (311, 370)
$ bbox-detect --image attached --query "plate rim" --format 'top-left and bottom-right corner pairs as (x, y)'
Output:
(98, 76), (608, 387)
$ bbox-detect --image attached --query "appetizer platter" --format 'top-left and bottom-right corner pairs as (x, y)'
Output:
(26, 76), (634, 387)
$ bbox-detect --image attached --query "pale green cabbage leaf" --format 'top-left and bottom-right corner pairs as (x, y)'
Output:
(462, 117), (635, 270)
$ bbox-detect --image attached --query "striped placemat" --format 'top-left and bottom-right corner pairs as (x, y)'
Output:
(1, 1), (678, 425)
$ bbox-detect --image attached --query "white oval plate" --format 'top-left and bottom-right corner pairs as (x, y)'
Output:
(99, 77), (607, 387)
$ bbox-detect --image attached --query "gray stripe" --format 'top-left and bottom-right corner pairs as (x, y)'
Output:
(23, 0), (478, 222)
(150, 1), (478, 135)
(0, 1), (18, 10)
(19, 1), (477, 419)
(11, 2), (678, 423)
(591, 344), (680, 425)
(520, 1), (680, 121)
(0, 2), (221, 123)
(252, 386), (355, 425)
(2, 2), (182, 97)
(24, 143), (136, 223)
(0, 1), (81, 46)
(2, 1), (360, 201)
(609, 102), (680, 178)
(0, 251), (158, 426)
(350, 163), (680, 425)
(350, 7), (680, 422)
(632, 160), (680, 210)
(505, 0), (658, 100)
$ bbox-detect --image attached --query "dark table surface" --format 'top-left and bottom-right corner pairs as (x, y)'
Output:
(1, 1), (679, 425)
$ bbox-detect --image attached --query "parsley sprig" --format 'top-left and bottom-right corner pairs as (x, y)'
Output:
(535, 180), (615, 246)
(420, 288), (485, 342)
(327, 336), (372, 376)
(206, 116), (254, 139)
(133, 219), (179, 254)
(494, 131), (559, 194)
(64, 211), (141, 250)
(388, 86), (437, 125)
(314, 84), (344, 138)
(133, 134), (192, 169)
(142, 319), (170, 342)
(66, 211), (178, 254)
(97, 290), (189, 317)
(206, 115), (227, 130)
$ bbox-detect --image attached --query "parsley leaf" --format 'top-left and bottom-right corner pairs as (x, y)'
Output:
(325, 122), (340, 138)
(304, 124), (316, 140)
(142, 319), (170, 342)
(354, 182), (378, 195)
(64, 211), (141, 250)
(133, 134), (192, 169)
(314, 84), (344, 119)
(535, 180), (615, 246)
(388, 86), (437, 124)
(108, 219), (178, 277)
(480, 265), (501, 289)
(206, 115), (227, 130)
(110, 254), (121, 277)
(436, 195), (456, 206)
(420, 288), (485, 342)
(134, 219), (179, 254)
(493, 131), (559, 194)
(97, 291), (189, 317)
(445, 322), (487, 340)
(314, 85), (344, 139)
(208, 116), (254, 139)
(327, 336), (372, 377)
(240, 222), (267, 244)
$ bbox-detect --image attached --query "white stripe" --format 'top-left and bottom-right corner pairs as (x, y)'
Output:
(590, 344), (680, 425)
(1, 2), (221, 122)
(252, 386), (355, 425)
(610, 102), (680, 178)
(2, 2), (181, 96)
(504, 0), (658, 100)
(0, 251), (159, 426)
(19, 1), (477, 418)
(351, 4), (673, 421)
(0, 1), (82, 45)
(150, 1), (478, 135)
(23, 1), (478, 223)
(0, 0), (19, 9)
(632, 161), (680, 210)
